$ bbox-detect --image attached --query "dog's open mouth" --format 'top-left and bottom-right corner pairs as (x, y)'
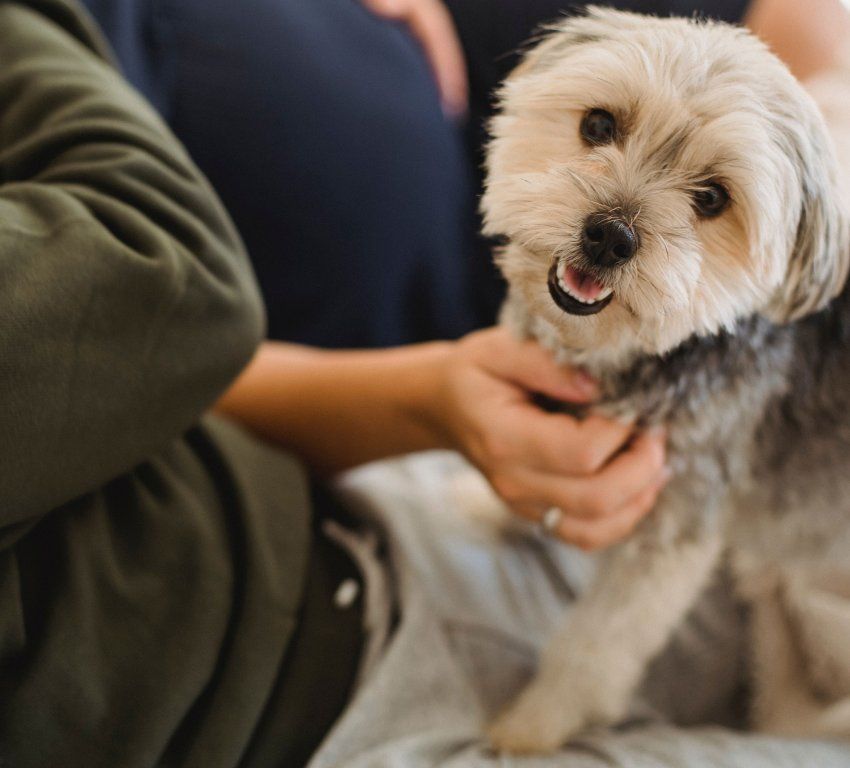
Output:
(547, 262), (614, 316)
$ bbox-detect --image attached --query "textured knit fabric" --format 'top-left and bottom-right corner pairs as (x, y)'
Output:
(0, 3), (327, 766)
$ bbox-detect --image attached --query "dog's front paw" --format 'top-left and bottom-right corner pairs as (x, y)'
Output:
(487, 686), (587, 755)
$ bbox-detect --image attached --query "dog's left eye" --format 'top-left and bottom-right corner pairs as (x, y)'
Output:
(580, 109), (617, 145)
(693, 182), (730, 218)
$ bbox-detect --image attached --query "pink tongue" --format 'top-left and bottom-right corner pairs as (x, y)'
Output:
(562, 266), (607, 302)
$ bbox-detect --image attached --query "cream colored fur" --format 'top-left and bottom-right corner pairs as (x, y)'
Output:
(483, 9), (848, 371)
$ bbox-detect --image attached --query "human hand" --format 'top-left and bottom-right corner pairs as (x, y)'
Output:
(431, 328), (669, 550)
(361, 0), (468, 118)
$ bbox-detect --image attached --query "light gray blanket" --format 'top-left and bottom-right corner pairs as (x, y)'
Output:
(308, 452), (850, 767)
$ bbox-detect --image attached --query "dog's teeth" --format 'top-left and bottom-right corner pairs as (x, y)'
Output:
(558, 277), (613, 305)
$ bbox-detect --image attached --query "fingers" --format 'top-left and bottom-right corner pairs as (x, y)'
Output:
(491, 429), (665, 514)
(362, 0), (469, 117)
(551, 469), (670, 550)
(445, 327), (668, 551)
(568, 429), (668, 518)
(491, 427), (667, 547)
(469, 327), (599, 404)
(404, 0), (468, 117)
(511, 466), (669, 551)
(497, 410), (634, 477)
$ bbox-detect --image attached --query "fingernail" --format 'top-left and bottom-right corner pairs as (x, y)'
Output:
(571, 369), (599, 397)
(646, 425), (667, 439)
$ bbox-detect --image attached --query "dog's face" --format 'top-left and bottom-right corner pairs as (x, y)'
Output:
(483, 8), (850, 366)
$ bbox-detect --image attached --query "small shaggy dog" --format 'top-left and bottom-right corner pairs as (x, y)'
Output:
(481, 7), (850, 754)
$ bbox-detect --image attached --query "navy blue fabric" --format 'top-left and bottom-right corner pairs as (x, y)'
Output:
(80, 0), (751, 347)
(82, 0), (478, 347)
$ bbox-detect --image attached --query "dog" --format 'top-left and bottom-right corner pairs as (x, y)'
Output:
(480, 7), (850, 754)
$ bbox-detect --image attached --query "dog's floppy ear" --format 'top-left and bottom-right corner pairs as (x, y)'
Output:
(766, 111), (850, 323)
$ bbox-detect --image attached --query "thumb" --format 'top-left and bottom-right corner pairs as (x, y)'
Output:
(476, 329), (599, 404)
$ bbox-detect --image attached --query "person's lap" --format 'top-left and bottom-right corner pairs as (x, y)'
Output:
(311, 451), (850, 767)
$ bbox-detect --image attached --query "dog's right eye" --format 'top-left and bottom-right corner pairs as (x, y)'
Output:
(580, 109), (617, 145)
(693, 182), (730, 218)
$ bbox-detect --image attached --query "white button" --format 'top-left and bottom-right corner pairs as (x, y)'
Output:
(334, 578), (360, 609)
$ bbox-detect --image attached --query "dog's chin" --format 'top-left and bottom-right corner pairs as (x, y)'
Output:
(547, 262), (614, 316)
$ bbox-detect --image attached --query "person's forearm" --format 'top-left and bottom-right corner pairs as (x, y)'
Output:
(746, 0), (850, 82)
(804, 53), (850, 213)
(216, 330), (669, 550)
(216, 341), (455, 473)
(746, 0), (850, 209)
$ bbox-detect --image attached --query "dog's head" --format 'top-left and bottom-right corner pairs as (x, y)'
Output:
(483, 7), (850, 366)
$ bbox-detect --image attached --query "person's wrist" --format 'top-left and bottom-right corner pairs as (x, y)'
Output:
(397, 339), (462, 453)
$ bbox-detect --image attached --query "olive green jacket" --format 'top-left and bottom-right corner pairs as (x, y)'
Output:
(0, 2), (313, 765)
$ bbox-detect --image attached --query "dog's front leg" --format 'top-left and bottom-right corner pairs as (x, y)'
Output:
(488, 530), (722, 754)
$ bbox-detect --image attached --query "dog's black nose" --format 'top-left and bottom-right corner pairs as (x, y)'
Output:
(582, 214), (638, 267)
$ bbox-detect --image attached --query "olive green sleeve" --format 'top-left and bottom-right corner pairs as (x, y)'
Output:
(0, 0), (266, 527)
